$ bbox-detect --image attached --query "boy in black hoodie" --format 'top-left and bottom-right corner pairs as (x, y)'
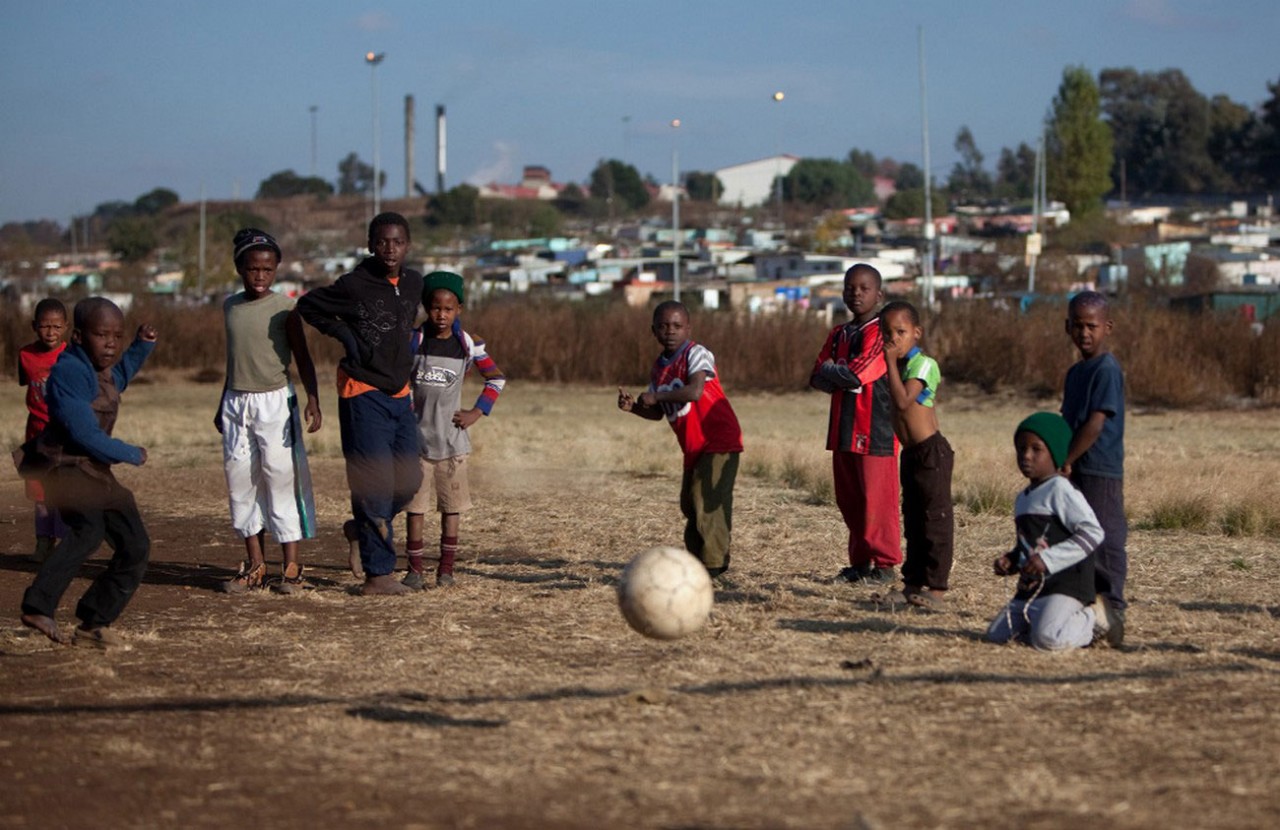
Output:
(297, 213), (424, 595)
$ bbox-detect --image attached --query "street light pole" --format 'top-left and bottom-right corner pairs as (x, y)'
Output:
(671, 118), (681, 302)
(309, 105), (318, 177)
(918, 27), (936, 309)
(773, 91), (785, 229)
(365, 52), (385, 217)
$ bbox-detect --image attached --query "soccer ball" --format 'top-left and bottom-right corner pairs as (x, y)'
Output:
(617, 546), (714, 640)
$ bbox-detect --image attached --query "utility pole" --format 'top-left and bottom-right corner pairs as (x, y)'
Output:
(365, 52), (385, 217)
(309, 105), (318, 177)
(919, 26), (935, 309)
(671, 119), (682, 301)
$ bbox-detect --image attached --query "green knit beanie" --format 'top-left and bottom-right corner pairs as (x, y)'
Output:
(424, 270), (464, 305)
(1015, 412), (1072, 469)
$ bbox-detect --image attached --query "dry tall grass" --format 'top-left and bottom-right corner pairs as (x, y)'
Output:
(3, 294), (1278, 406)
(5, 376), (1276, 537)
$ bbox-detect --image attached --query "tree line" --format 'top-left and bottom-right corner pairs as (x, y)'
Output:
(3, 66), (1277, 263)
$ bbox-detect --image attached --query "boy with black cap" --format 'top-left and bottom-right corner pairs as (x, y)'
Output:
(400, 271), (505, 589)
(216, 228), (322, 595)
(297, 212), (424, 595)
(985, 412), (1104, 651)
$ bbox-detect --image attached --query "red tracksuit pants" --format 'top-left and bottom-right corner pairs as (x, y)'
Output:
(833, 451), (902, 569)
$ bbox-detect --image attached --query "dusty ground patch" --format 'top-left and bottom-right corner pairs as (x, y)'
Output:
(1, 381), (1278, 829)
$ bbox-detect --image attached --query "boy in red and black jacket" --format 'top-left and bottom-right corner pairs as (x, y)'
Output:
(810, 264), (901, 584)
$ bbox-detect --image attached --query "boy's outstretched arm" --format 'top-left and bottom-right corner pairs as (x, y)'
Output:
(618, 387), (663, 420)
(286, 309), (322, 432)
(1063, 410), (1106, 474)
(112, 325), (158, 391)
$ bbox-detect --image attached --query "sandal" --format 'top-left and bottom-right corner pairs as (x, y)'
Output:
(907, 590), (947, 612)
(870, 588), (913, 608)
(274, 562), (305, 595)
(221, 560), (266, 594)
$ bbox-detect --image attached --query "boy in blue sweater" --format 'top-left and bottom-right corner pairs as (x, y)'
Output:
(19, 298), (157, 648)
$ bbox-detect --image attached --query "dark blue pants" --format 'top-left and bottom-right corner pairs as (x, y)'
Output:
(339, 391), (423, 577)
(22, 468), (150, 628)
(1071, 472), (1127, 610)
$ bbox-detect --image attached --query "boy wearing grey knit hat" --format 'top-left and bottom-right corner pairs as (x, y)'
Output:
(985, 413), (1105, 651)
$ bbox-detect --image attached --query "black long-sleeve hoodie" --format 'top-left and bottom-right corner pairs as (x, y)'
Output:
(297, 257), (423, 395)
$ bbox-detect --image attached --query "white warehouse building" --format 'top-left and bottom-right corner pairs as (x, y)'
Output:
(714, 155), (799, 207)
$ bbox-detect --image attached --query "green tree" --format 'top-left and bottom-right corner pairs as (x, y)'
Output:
(134, 187), (179, 215)
(1045, 66), (1113, 218)
(947, 126), (993, 202)
(882, 188), (948, 220)
(1206, 94), (1259, 192)
(1256, 77), (1280, 188)
(995, 143), (1037, 199)
(93, 200), (135, 222)
(107, 216), (158, 263)
(783, 158), (874, 209)
(894, 163), (924, 190)
(256, 170), (334, 199)
(846, 148), (878, 179)
(427, 184), (480, 226)
(1100, 67), (1217, 195)
(337, 152), (384, 195)
(527, 202), (562, 237)
(553, 182), (588, 215)
(684, 171), (723, 202)
(589, 159), (649, 210)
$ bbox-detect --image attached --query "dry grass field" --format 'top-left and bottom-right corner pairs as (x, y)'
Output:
(1, 374), (1278, 829)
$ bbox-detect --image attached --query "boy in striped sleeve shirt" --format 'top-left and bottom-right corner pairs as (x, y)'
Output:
(401, 271), (505, 589)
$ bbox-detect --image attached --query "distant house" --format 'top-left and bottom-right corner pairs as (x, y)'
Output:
(714, 155), (799, 207)
(476, 165), (566, 200)
(1187, 247), (1280, 288)
(1170, 288), (1280, 322)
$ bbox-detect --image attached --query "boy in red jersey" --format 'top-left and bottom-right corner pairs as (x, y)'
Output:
(810, 264), (902, 584)
(618, 302), (743, 578)
(17, 298), (69, 562)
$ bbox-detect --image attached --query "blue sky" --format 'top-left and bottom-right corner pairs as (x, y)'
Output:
(2, 0), (1278, 226)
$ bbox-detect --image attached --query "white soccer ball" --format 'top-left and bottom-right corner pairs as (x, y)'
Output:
(617, 546), (714, 640)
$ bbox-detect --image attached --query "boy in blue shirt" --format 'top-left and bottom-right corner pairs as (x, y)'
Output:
(19, 298), (157, 648)
(1061, 291), (1127, 647)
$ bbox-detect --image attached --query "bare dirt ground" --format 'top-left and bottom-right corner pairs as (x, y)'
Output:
(1, 380), (1278, 830)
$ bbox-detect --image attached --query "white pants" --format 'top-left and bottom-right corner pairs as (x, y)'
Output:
(221, 387), (316, 543)
(986, 593), (1096, 651)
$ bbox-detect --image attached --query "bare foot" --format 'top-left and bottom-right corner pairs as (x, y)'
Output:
(343, 520), (365, 580)
(20, 613), (66, 644)
(360, 574), (412, 596)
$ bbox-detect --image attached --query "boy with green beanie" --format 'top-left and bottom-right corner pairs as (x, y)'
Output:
(401, 271), (505, 588)
(985, 412), (1104, 651)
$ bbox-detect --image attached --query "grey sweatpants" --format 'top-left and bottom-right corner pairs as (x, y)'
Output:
(986, 593), (1096, 651)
